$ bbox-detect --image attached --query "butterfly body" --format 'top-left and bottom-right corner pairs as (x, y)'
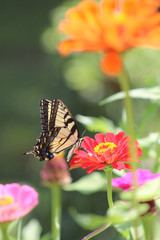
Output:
(25, 98), (82, 161)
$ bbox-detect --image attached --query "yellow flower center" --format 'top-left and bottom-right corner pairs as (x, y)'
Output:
(0, 195), (13, 205)
(94, 142), (117, 155)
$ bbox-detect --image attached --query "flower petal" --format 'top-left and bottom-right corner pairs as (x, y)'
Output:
(100, 52), (123, 75)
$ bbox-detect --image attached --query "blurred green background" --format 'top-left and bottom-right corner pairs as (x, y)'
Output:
(1, 0), (160, 239)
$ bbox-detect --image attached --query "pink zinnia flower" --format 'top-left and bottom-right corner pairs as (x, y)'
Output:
(0, 183), (39, 223)
(112, 169), (160, 214)
(112, 169), (160, 191)
(70, 132), (142, 174)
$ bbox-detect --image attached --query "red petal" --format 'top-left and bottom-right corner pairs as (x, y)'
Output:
(105, 132), (115, 142)
(69, 163), (82, 170)
(94, 133), (105, 144)
(97, 164), (106, 170)
(115, 131), (126, 144)
(82, 136), (97, 153)
(86, 166), (98, 174)
(73, 149), (87, 157)
(111, 161), (126, 170)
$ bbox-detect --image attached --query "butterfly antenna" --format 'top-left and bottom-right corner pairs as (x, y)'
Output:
(82, 130), (86, 137)
(23, 151), (36, 156)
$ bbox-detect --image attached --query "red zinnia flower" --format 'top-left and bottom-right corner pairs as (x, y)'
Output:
(69, 132), (142, 173)
(58, 0), (160, 75)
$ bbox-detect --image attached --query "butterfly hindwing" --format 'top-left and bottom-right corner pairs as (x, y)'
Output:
(66, 138), (83, 162)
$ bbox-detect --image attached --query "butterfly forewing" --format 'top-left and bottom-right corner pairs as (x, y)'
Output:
(49, 99), (74, 129)
(48, 99), (80, 156)
(40, 99), (52, 133)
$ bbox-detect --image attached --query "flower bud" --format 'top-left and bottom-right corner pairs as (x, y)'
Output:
(40, 152), (72, 186)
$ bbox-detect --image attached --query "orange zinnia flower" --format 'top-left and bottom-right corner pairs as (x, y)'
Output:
(58, 0), (160, 75)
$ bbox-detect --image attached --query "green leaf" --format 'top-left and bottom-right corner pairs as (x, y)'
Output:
(0, 222), (15, 240)
(130, 223), (145, 240)
(22, 219), (42, 240)
(107, 201), (148, 224)
(100, 87), (160, 105)
(114, 222), (131, 240)
(138, 132), (160, 148)
(121, 178), (160, 202)
(69, 201), (147, 233)
(63, 172), (106, 194)
(7, 220), (20, 240)
(138, 103), (158, 136)
(40, 232), (51, 240)
(76, 114), (116, 133)
(69, 208), (109, 230)
(112, 169), (126, 177)
(135, 178), (160, 202)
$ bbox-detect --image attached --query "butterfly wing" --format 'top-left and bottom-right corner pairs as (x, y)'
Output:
(25, 98), (81, 161)
(48, 98), (80, 156)
(40, 99), (52, 133)
(66, 138), (83, 162)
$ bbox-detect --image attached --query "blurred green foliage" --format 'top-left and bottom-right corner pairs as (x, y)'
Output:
(1, 0), (160, 239)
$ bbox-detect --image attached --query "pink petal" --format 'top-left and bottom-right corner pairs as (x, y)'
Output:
(112, 169), (160, 192)
(5, 183), (21, 201)
(0, 183), (39, 223)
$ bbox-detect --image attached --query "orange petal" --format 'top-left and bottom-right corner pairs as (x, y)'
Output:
(58, 40), (90, 55)
(100, 52), (123, 75)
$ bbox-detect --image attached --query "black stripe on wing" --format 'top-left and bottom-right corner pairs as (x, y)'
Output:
(40, 99), (51, 133)
(49, 98), (59, 130)
(49, 99), (80, 134)
(49, 118), (80, 155)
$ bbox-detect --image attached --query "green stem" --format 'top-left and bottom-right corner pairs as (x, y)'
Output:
(118, 69), (135, 138)
(104, 167), (114, 209)
(118, 68), (137, 186)
(141, 214), (155, 240)
(141, 216), (150, 240)
(0, 223), (9, 240)
(146, 214), (156, 240)
(150, 214), (155, 240)
(17, 219), (22, 240)
(51, 184), (61, 240)
(81, 223), (111, 240)
(118, 67), (138, 239)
